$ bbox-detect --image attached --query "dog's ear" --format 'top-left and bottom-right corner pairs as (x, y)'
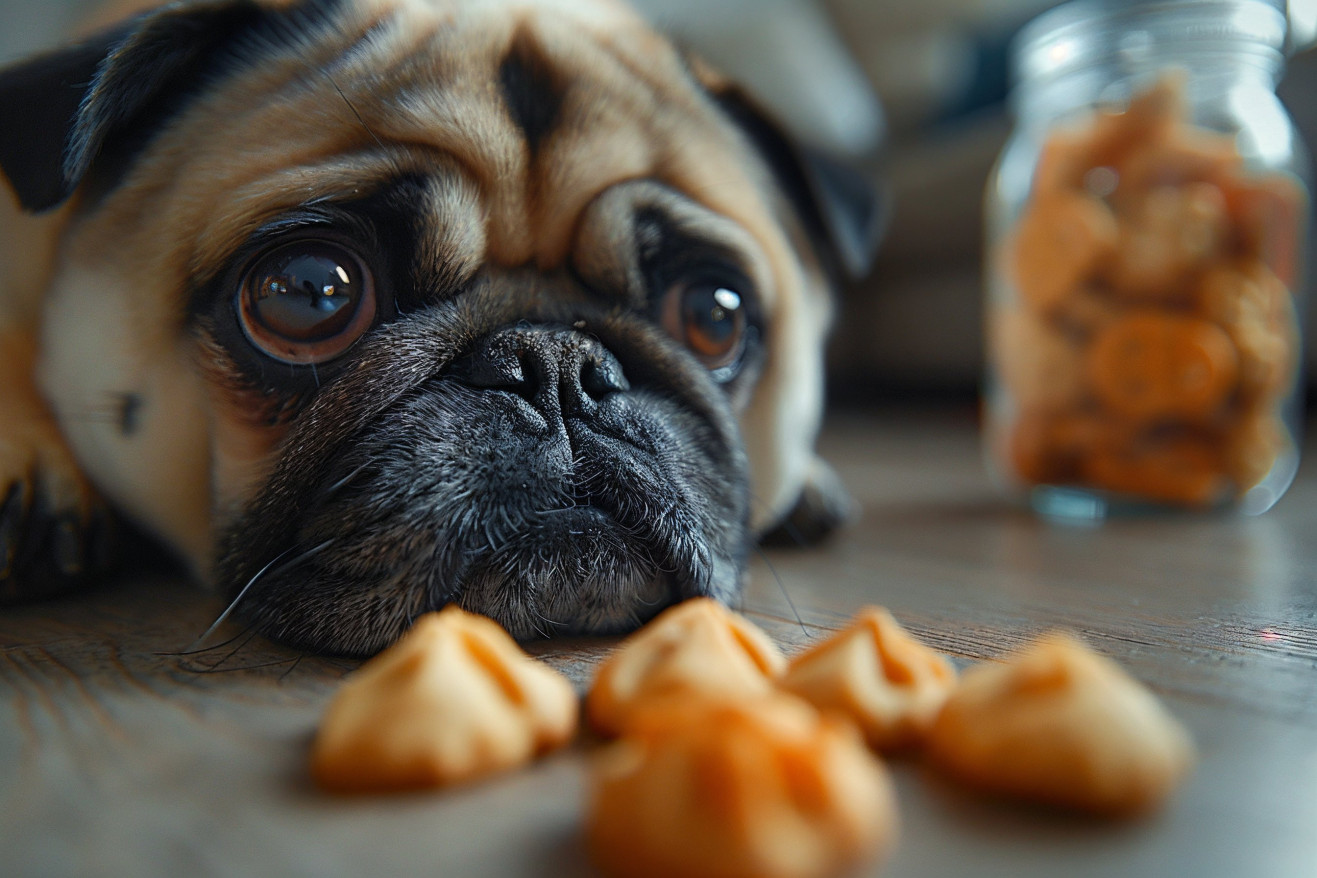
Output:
(0, 1), (306, 212)
(709, 83), (888, 282)
(0, 28), (125, 211)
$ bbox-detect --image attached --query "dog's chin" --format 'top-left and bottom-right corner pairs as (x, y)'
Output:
(455, 506), (679, 639)
(230, 491), (717, 655)
(245, 507), (685, 656)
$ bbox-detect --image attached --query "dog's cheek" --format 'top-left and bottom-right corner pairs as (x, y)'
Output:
(192, 334), (293, 540)
(207, 397), (290, 544)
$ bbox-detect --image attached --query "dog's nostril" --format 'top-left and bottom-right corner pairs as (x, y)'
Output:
(454, 326), (630, 416)
(579, 355), (629, 400)
(450, 348), (530, 394)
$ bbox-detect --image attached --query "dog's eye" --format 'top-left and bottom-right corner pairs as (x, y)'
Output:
(660, 280), (747, 374)
(238, 240), (376, 364)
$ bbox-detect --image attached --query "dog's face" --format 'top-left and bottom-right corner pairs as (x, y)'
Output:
(0, 0), (874, 654)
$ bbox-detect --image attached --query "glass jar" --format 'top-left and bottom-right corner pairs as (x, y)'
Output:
(984, 0), (1310, 518)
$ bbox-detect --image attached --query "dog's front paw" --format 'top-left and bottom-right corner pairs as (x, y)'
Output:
(0, 341), (115, 601)
(761, 458), (859, 547)
(0, 476), (115, 602)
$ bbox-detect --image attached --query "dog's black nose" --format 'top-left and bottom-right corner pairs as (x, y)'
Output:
(452, 326), (630, 417)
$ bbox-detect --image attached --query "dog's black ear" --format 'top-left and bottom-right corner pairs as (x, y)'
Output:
(710, 84), (888, 281)
(0, 29), (125, 211)
(0, 1), (296, 212)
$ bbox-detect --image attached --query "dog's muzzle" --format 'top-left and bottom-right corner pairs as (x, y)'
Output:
(216, 297), (751, 656)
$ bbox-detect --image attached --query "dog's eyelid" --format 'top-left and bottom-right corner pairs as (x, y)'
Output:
(189, 219), (364, 322)
(628, 206), (762, 308)
(246, 209), (377, 251)
(219, 215), (387, 303)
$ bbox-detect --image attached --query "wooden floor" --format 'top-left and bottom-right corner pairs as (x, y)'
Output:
(2, 408), (1315, 878)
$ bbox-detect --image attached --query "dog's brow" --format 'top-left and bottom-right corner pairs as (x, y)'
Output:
(497, 29), (565, 156)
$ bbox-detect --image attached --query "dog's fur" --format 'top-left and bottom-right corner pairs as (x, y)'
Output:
(0, 0), (875, 655)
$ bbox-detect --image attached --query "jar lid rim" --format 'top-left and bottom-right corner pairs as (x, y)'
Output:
(1013, 0), (1288, 84)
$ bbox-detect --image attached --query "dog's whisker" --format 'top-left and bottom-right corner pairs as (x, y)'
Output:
(187, 538), (335, 652)
(266, 538), (337, 580)
(752, 544), (809, 639)
(278, 653), (307, 683)
(524, 601), (557, 638)
(319, 461), (374, 501)
(187, 549), (296, 653)
(531, 603), (568, 629)
(203, 628), (260, 672)
(157, 625), (255, 657)
(190, 655), (308, 675)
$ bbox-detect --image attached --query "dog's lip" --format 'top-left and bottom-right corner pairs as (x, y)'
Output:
(486, 498), (689, 576)
(448, 500), (684, 634)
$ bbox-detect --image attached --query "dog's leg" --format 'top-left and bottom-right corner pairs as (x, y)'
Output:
(0, 325), (114, 600)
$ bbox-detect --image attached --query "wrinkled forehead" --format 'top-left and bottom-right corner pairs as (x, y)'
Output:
(94, 0), (784, 293)
(328, 0), (776, 267)
(63, 0), (807, 366)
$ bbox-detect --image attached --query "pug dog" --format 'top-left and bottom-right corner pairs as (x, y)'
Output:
(0, 0), (878, 655)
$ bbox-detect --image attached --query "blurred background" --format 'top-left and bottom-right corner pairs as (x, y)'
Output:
(2, 0), (1315, 404)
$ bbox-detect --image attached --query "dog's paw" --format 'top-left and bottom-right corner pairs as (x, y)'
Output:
(0, 345), (115, 601)
(0, 475), (116, 602)
(761, 458), (858, 547)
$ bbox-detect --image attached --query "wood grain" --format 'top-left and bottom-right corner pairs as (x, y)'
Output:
(2, 408), (1315, 877)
